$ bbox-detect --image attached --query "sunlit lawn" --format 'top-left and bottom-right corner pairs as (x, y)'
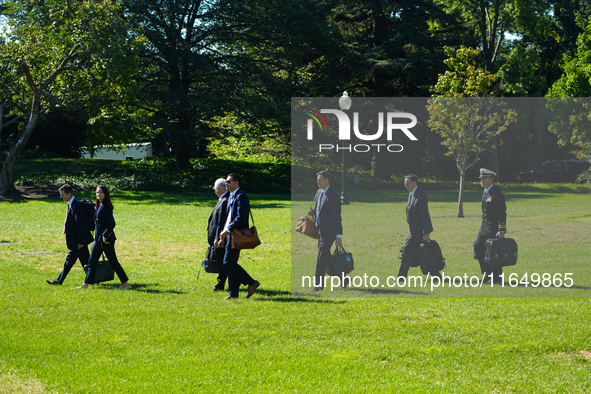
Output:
(1, 188), (590, 393)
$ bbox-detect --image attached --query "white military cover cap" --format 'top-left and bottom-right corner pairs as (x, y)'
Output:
(479, 168), (497, 178)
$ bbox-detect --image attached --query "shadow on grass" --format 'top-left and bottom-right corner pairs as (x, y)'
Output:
(252, 288), (346, 303)
(95, 282), (185, 294)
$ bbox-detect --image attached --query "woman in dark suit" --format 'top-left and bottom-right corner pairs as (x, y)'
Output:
(77, 185), (130, 290)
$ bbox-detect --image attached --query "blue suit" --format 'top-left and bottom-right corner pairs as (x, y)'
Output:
(55, 197), (93, 284)
(314, 186), (342, 287)
(222, 188), (256, 297)
(84, 203), (129, 284)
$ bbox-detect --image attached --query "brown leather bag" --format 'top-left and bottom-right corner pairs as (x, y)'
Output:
(296, 213), (319, 239)
(231, 210), (261, 250)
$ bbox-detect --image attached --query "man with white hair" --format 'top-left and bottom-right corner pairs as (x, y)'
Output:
(207, 178), (229, 291)
(473, 168), (507, 284)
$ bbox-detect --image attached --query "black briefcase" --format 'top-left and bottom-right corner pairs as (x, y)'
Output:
(327, 246), (354, 276)
(484, 238), (518, 268)
(202, 245), (219, 273)
(84, 254), (114, 283)
(418, 240), (446, 275)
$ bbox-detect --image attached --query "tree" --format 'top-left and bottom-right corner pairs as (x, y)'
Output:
(0, 45), (84, 196)
(547, 17), (591, 153)
(0, 0), (132, 196)
(428, 97), (516, 217)
(430, 46), (515, 217)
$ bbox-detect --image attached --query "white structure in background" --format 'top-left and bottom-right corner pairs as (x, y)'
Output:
(82, 142), (153, 160)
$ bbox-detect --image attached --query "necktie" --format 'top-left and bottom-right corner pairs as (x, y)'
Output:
(316, 190), (325, 226)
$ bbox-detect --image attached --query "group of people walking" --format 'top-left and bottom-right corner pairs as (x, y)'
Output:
(47, 173), (260, 299)
(310, 168), (508, 289)
(46, 184), (130, 290)
(47, 168), (507, 295)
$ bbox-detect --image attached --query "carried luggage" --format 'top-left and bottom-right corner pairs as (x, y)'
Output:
(484, 238), (518, 268)
(231, 210), (261, 250)
(80, 199), (96, 233)
(417, 239), (446, 275)
(327, 245), (354, 277)
(202, 245), (219, 273)
(83, 253), (114, 283)
(295, 213), (319, 239)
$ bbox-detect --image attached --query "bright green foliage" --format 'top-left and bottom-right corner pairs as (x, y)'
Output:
(433, 46), (498, 97)
(549, 19), (591, 98)
(0, 0), (140, 195)
(547, 18), (591, 147)
(427, 97), (516, 216)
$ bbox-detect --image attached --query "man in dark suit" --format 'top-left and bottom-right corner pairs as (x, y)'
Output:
(398, 174), (438, 278)
(308, 170), (344, 291)
(473, 168), (507, 284)
(207, 178), (229, 291)
(46, 184), (93, 285)
(218, 173), (259, 299)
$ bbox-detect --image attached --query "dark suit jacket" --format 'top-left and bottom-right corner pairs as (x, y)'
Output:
(226, 188), (250, 232)
(406, 187), (433, 237)
(479, 184), (507, 236)
(64, 197), (93, 250)
(94, 203), (117, 243)
(208, 191), (229, 245)
(314, 186), (342, 241)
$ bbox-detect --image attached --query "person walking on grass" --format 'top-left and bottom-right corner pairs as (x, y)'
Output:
(207, 178), (229, 292)
(46, 184), (94, 285)
(77, 185), (130, 290)
(473, 168), (507, 284)
(217, 173), (259, 299)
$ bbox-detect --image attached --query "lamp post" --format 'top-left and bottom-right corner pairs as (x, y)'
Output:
(339, 91), (351, 205)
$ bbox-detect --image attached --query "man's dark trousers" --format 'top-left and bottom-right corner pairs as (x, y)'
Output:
(397, 235), (421, 278)
(314, 236), (335, 288)
(56, 246), (90, 284)
(223, 234), (255, 297)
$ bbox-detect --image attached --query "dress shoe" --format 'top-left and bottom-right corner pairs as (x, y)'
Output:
(481, 275), (492, 285)
(224, 295), (238, 300)
(246, 280), (260, 298)
(119, 284), (131, 290)
(212, 287), (224, 292)
(46, 280), (60, 285)
(311, 287), (323, 292)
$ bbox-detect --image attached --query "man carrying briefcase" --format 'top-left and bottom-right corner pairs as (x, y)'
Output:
(473, 169), (508, 285)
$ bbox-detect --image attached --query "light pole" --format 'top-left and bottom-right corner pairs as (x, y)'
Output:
(339, 91), (351, 205)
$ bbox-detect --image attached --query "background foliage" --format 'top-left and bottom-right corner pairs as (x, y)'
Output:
(1, 0), (590, 188)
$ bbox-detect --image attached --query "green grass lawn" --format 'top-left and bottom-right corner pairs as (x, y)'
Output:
(1, 189), (590, 393)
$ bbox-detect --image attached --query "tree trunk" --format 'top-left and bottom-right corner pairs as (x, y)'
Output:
(0, 160), (18, 197)
(0, 111), (39, 196)
(457, 167), (466, 218)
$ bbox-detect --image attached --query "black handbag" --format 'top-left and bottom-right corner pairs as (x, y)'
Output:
(327, 245), (354, 276)
(418, 240), (446, 274)
(485, 238), (518, 268)
(203, 245), (219, 273)
(84, 253), (114, 283)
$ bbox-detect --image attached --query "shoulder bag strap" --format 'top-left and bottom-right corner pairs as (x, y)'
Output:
(249, 209), (255, 226)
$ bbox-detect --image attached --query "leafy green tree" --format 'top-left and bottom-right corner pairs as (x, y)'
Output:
(547, 17), (591, 151)
(430, 46), (515, 217)
(428, 97), (516, 217)
(433, 46), (498, 97)
(0, 0), (133, 196)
